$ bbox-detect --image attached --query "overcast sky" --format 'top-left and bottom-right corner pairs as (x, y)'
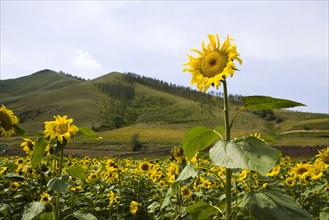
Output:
(1, 1), (328, 113)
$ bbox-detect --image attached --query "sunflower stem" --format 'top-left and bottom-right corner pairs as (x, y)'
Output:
(222, 80), (232, 220)
(55, 149), (64, 220)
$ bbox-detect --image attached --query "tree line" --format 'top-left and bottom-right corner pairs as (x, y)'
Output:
(123, 72), (243, 104)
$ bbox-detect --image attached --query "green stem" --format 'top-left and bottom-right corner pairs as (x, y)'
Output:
(55, 149), (64, 220)
(229, 106), (245, 131)
(223, 80), (232, 220)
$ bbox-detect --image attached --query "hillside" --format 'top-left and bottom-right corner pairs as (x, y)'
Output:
(1, 69), (328, 156)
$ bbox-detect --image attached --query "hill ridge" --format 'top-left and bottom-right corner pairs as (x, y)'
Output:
(1, 69), (328, 147)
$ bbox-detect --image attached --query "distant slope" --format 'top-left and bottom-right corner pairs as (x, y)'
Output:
(1, 69), (328, 147)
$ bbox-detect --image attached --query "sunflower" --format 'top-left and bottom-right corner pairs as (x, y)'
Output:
(309, 161), (324, 181)
(0, 105), (19, 137)
(184, 34), (242, 92)
(40, 192), (51, 205)
(180, 186), (193, 199)
(172, 146), (185, 162)
(10, 182), (20, 191)
(238, 169), (250, 181)
(87, 172), (97, 182)
(20, 138), (35, 155)
(316, 147), (329, 166)
(139, 162), (152, 174)
(290, 162), (311, 181)
(158, 180), (166, 188)
(130, 201), (139, 215)
(44, 115), (78, 144)
(108, 190), (120, 206)
(285, 177), (296, 187)
(267, 165), (281, 178)
(201, 177), (213, 189)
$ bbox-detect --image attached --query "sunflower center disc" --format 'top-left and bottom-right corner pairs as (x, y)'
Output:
(55, 124), (68, 135)
(141, 163), (149, 171)
(201, 51), (228, 77)
(0, 111), (13, 130)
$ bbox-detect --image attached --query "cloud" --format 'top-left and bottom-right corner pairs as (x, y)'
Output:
(71, 49), (102, 70)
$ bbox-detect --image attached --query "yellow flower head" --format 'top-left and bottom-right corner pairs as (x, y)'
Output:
(130, 201), (139, 215)
(44, 115), (78, 144)
(20, 138), (35, 156)
(239, 169), (250, 181)
(309, 161), (324, 181)
(316, 147), (329, 166)
(10, 182), (20, 191)
(139, 162), (152, 174)
(172, 146), (185, 163)
(184, 34), (242, 92)
(290, 162), (311, 181)
(0, 105), (19, 137)
(158, 180), (166, 188)
(180, 186), (193, 199)
(40, 192), (51, 205)
(267, 165), (281, 178)
(285, 177), (296, 187)
(108, 190), (120, 206)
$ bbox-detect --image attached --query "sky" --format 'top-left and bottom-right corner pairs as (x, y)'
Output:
(1, 1), (328, 114)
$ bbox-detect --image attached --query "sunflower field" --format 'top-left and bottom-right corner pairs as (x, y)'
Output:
(0, 146), (328, 220)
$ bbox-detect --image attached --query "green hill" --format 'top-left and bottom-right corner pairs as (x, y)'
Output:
(1, 69), (328, 156)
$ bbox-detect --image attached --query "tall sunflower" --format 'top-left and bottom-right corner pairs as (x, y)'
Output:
(44, 115), (78, 144)
(0, 105), (19, 137)
(184, 34), (242, 92)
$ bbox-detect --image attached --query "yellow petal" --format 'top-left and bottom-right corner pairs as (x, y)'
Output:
(221, 35), (231, 52)
(208, 34), (217, 50)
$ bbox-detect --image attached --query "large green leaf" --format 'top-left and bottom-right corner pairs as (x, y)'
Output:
(242, 189), (312, 220)
(209, 137), (280, 175)
(160, 188), (173, 210)
(185, 201), (220, 220)
(22, 202), (45, 220)
(175, 163), (199, 182)
(47, 176), (70, 193)
(183, 126), (221, 161)
(32, 138), (48, 168)
(78, 127), (101, 140)
(39, 212), (54, 220)
(66, 165), (87, 180)
(243, 96), (305, 110)
(73, 210), (98, 220)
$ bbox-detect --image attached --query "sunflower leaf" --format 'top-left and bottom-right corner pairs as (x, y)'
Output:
(209, 137), (281, 175)
(185, 201), (220, 220)
(32, 138), (48, 168)
(22, 202), (45, 220)
(72, 210), (98, 220)
(67, 165), (87, 180)
(183, 126), (220, 161)
(242, 96), (305, 110)
(78, 127), (101, 140)
(242, 189), (312, 220)
(47, 176), (70, 193)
